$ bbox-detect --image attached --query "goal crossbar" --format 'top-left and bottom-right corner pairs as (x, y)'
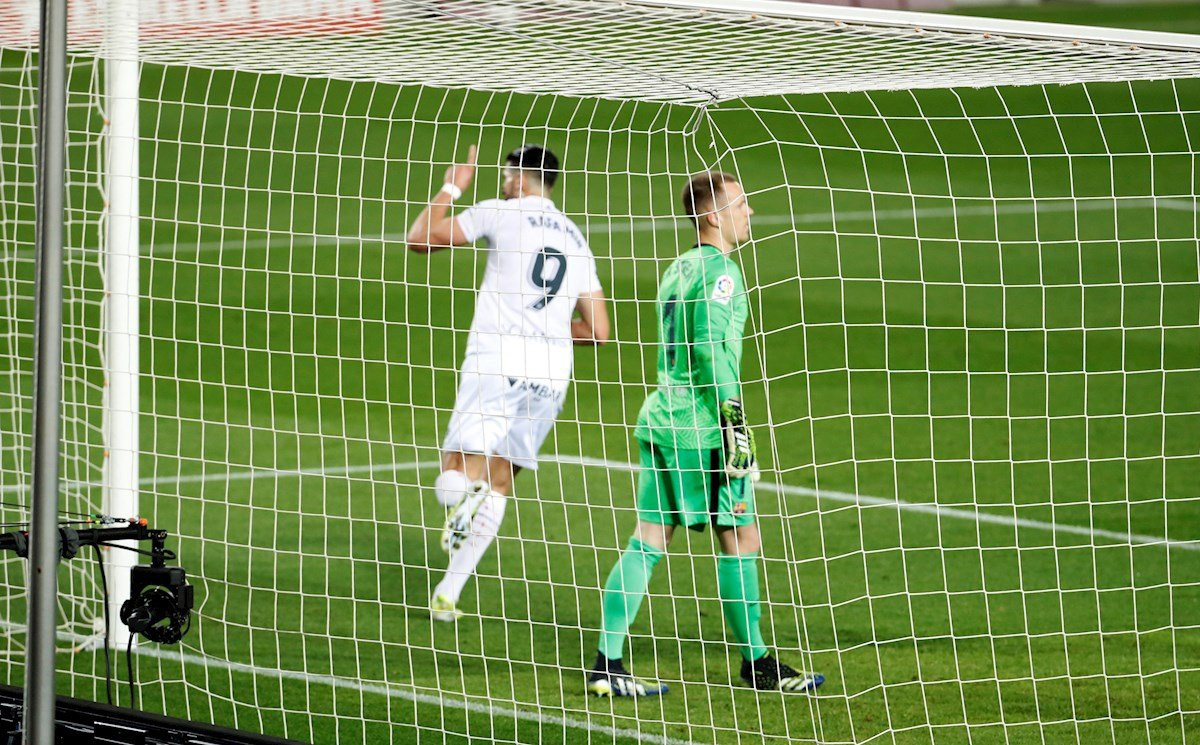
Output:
(644, 0), (1200, 53)
(5, 0), (1198, 104)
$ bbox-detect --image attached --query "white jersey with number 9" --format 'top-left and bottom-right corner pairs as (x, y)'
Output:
(442, 195), (602, 470)
(454, 195), (602, 388)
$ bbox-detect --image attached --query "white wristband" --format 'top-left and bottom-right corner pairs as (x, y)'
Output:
(439, 182), (462, 201)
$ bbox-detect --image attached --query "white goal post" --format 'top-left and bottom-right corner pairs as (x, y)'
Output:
(100, 0), (139, 649)
(0, 1), (1197, 743)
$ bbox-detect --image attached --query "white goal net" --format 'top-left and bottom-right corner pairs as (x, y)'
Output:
(0, 0), (1197, 743)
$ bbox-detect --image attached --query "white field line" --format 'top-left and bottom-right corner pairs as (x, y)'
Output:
(0, 460), (434, 497)
(0, 452), (1192, 743)
(592, 196), (1197, 236)
(129, 195), (1197, 255)
(136, 643), (703, 745)
(546, 454), (1200, 553)
(0, 455), (694, 745)
(3, 196), (1193, 259)
(0, 620), (698, 745)
(5, 451), (1195, 553)
(130, 645), (698, 745)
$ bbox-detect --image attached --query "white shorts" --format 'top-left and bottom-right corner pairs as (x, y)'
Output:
(441, 354), (566, 471)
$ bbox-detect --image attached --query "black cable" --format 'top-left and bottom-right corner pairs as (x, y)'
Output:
(126, 634), (137, 710)
(98, 542), (174, 561)
(92, 546), (114, 706)
(0, 498), (103, 520)
(6, 519), (104, 529)
(0, 516), (130, 530)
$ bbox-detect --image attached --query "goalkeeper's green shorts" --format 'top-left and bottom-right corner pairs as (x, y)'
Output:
(634, 438), (756, 531)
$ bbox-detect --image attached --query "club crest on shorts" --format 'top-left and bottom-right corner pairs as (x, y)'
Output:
(711, 274), (735, 305)
(732, 501), (748, 515)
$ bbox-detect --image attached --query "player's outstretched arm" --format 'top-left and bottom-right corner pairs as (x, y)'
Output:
(572, 290), (610, 345)
(406, 144), (477, 253)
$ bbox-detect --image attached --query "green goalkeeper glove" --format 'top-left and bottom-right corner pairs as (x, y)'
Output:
(719, 398), (757, 479)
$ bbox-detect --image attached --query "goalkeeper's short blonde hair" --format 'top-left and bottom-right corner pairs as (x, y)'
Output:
(681, 171), (738, 225)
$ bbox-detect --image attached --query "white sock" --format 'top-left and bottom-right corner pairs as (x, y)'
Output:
(434, 469), (472, 508)
(433, 490), (507, 604)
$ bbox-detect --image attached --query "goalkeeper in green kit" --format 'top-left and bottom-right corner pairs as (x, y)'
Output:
(587, 172), (825, 697)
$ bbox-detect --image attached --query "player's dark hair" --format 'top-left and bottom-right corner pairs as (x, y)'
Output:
(505, 144), (559, 188)
(682, 171), (737, 225)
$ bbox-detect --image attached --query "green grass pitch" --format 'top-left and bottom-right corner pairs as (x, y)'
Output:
(1, 4), (1199, 744)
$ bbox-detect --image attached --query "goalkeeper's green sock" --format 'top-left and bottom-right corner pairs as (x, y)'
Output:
(597, 537), (664, 660)
(717, 553), (769, 662)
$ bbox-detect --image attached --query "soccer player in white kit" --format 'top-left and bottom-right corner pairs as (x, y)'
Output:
(406, 144), (610, 621)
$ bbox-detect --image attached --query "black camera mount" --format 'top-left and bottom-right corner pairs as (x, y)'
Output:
(0, 519), (192, 645)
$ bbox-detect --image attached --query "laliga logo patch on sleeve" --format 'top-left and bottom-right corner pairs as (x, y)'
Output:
(711, 274), (735, 305)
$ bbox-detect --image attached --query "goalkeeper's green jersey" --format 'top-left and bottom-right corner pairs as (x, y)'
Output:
(634, 243), (748, 450)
